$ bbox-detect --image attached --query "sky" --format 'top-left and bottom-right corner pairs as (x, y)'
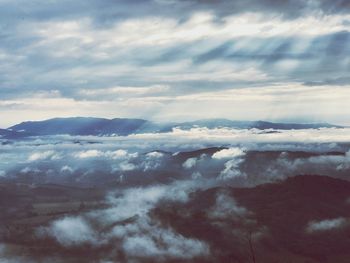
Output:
(0, 0), (349, 127)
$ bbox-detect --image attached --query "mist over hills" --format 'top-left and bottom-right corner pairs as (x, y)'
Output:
(154, 175), (350, 262)
(2, 174), (350, 262)
(1, 120), (350, 262)
(3, 117), (343, 137)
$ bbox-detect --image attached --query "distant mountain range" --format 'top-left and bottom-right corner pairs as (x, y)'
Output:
(0, 117), (343, 138)
(0, 128), (31, 139)
(8, 117), (149, 137)
(161, 119), (342, 131)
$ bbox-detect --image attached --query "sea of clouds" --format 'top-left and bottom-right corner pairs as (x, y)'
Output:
(1, 127), (350, 262)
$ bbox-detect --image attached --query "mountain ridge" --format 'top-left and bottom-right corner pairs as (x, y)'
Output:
(4, 117), (343, 137)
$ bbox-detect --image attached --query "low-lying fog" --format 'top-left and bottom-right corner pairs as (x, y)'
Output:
(1, 127), (350, 187)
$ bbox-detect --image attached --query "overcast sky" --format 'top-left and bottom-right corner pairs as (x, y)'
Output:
(0, 0), (349, 127)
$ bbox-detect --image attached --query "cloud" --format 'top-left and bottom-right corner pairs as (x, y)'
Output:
(304, 76), (350, 86)
(118, 161), (137, 171)
(101, 182), (191, 222)
(219, 159), (246, 180)
(142, 151), (165, 171)
(3, 130), (350, 261)
(0, 0), (348, 31)
(168, 0), (350, 19)
(211, 147), (247, 180)
(73, 149), (103, 159)
(182, 157), (197, 169)
(212, 147), (245, 159)
(191, 171), (202, 179)
(306, 217), (348, 233)
(260, 150), (350, 181)
(107, 183), (210, 260)
(208, 190), (249, 220)
(20, 167), (41, 174)
(79, 85), (170, 99)
(146, 151), (164, 158)
(35, 181), (209, 261)
(130, 126), (350, 146)
(60, 165), (74, 173)
(0, 0), (349, 128)
(40, 216), (99, 247)
(121, 219), (209, 260)
(1, 126), (350, 187)
(28, 150), (60, 161)
(4, 82), (350, 128)
(73, 149), (138, 160)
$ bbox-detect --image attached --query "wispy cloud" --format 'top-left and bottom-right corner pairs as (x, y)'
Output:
(0, 0), (349, 125)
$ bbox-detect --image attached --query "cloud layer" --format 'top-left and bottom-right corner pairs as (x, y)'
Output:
(0, 0), (349, 126)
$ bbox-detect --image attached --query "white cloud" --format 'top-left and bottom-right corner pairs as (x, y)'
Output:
(219, 159), (246, 180)
(142, 151), (165, 171)
(29, 13), (350, 50)
(79, 85), (170, 98)
(101, 182), (208, 260)
(129, 126), (350, 147)
(35, 180), (208, 260)
(121, 219), (209, 260)
(262, 149), (350, 180)
(191, 171), (202, 179)
(60, 165), (74, 173)
(306, 217), (347, 233)
(100, 183), (190, 223)
(208, 191), (249, 220)
(28, 150), (60, 161)
(212, 147), (245, 159)
(20, 167), (40, 174)
(146, 151), (164, 158)
(108, 149), (133, 159)
(182, 157), (197, 169)
(74, 149), (138, 160)
(74, 149), (103, 159)
(119, 161), (137, 171)
(42, 216), (99, 247)
(0, 6), (349, 129)
(211, 147), (247, 180)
